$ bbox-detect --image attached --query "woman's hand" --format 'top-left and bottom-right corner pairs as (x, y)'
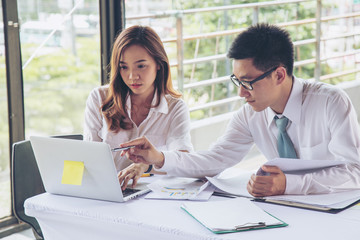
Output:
(118, 163), (149, 191)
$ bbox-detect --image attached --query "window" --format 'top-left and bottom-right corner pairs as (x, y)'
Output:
(0, 4), (11, 219)
(124, 0), (360, 121)
(18, 0), (101, 137)
(0, 0), (102, 224)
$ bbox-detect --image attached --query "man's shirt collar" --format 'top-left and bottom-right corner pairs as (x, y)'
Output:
(266, 77), (302, 127)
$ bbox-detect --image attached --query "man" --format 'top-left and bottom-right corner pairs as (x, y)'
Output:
(120, 23), (360, 197)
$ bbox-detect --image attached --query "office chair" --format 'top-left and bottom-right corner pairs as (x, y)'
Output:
(11, 134), (83, 240)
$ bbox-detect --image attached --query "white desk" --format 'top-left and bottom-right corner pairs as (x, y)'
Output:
(24, 192), (360, 240)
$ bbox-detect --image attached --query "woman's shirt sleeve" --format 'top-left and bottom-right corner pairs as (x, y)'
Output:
(83, 87), (105, 142)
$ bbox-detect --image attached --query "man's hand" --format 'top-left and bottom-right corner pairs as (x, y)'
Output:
(247, 165), (286, 197)
(120, 136), (165, 169)
(118, 163), (149, 191)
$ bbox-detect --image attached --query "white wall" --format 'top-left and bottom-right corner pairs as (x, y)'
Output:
(190, 112), (232, 151)
(339, 79), (360, 122)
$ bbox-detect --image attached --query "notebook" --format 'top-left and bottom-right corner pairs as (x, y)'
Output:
(30, 136), (150, 202)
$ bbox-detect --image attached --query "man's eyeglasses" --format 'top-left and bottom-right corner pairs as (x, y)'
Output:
(230, 66), (278, 90)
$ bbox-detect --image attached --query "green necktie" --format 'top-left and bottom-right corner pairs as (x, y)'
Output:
(275, 116), (297, 158)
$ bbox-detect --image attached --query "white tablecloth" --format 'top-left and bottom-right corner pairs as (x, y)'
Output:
(24, 192), (360, 240)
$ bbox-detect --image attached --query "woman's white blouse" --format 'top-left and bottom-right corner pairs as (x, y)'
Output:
(83, 85), (193, 172)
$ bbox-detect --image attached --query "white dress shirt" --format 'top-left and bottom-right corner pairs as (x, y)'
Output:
(83, 85), (193, 172)
(161, 77), (360, 195)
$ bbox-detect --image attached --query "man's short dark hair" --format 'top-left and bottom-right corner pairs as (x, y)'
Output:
(227, 23), (294, 76)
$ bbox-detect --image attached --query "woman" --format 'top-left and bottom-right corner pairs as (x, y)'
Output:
(83, 25), (193, 189)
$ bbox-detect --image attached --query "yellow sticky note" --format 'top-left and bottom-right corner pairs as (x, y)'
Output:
(61, 160), (84, 185)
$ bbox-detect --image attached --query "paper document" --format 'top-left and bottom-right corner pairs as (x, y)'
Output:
(264, 158), (346, 172)
(207, 158), (347, 197)
(146, 176), (213, 200)
(181, 198), (287, 233)
(206, 170), (253, 198)
(206, 159), (359, 212)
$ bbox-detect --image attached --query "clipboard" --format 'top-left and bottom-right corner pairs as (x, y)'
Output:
(181, 198), (287, 234)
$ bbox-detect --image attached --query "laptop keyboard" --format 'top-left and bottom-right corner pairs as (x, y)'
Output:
(122, 188), (141, 197)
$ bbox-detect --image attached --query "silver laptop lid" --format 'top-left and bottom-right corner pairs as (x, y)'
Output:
(30, 136), (127, 202)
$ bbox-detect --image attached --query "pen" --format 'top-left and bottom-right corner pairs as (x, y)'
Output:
(141, 173), (154, 177)
(212, 191), (236, 198)
(111, 146), (135, 152)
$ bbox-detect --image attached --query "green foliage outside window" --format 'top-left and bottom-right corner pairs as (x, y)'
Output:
(22, 36), (100, 135)
(176, 0), (321, 120)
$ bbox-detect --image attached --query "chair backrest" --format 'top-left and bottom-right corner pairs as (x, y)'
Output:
(11, 134), (83, 239)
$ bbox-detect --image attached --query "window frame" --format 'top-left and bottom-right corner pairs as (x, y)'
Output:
(0, 0), (125, 236)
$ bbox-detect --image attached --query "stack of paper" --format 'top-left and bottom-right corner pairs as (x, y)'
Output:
(181, 198), (287, 233)
(206, 170), (253, 198)
(206, 158), (360, 212)
(145, 176), (214, 200)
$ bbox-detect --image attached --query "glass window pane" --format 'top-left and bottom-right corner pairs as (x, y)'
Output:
(125, 1), (321, 120)
(18, 0), (101, 137)
(0, 5), (11, 218)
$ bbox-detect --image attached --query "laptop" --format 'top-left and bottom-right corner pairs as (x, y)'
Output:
(30, 136), (150, 202)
